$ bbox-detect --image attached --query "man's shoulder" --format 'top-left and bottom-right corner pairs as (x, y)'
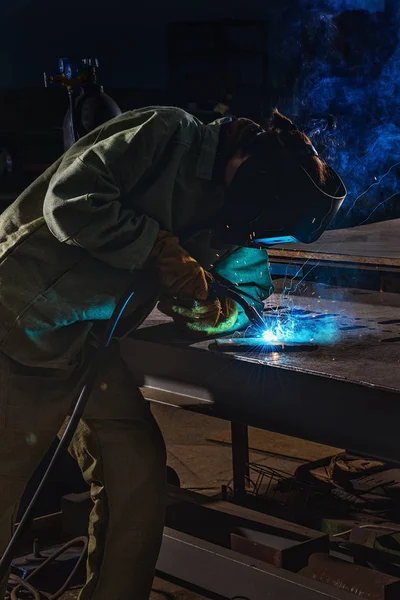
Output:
(82, 106), (204, 150)
(122, 106), (203, 129)
(63, 106), (204, 164)
(130, 105), (200, 119)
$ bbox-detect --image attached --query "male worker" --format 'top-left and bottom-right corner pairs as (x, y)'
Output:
(0, 106), (345, 599)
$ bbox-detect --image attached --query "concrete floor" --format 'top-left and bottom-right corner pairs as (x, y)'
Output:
(58, 401), (334, 599)
(62, 578), (208, 600)
(152, 402), (306, 494)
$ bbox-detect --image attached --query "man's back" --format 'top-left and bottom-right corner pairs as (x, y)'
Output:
(0, 107), (225, 368)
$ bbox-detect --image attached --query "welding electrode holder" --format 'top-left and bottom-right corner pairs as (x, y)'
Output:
(208, 276), (265, 331)
(0, 287), (137, 584)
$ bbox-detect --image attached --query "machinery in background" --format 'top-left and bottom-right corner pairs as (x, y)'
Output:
(44, 57), (121, 151)
(0, 146), (15, 209)
(0, 147), (12, 180)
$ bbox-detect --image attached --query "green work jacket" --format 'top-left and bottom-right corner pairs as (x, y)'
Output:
(0, 106), (273, 369)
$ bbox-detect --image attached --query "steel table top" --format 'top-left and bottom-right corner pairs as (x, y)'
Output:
(121, 283), (400, 462)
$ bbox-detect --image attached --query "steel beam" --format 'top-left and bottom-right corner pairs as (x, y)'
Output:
(157, 527), (354, 600)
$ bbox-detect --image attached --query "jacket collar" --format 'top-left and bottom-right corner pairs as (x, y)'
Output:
(196, 118), (231, 180)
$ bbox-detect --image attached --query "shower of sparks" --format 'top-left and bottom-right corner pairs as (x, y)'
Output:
(279, 163), (400, 304)
(338, 161), (400, 225)
(258, 306), (340, 345)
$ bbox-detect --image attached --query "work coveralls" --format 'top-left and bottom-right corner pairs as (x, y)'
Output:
(0, 106), (273, 599)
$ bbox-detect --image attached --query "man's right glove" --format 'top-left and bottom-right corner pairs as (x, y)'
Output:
(149, 231), (211, 300)
(158, 296), (239, 336)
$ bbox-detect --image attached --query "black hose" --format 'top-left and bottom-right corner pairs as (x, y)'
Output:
(7, 575), (41, 600)
(0, 289), (136, 583)
(9, 536), (88, 600)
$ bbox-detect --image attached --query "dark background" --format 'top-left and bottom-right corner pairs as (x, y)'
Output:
(0, 0), (399, 226)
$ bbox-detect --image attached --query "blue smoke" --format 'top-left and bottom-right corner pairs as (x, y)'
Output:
(282, 1), (400, 227)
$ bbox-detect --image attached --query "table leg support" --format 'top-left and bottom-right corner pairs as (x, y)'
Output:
(231, 422), (249, 500)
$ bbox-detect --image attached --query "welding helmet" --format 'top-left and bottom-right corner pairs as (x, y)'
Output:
(213, 132), (347, 248)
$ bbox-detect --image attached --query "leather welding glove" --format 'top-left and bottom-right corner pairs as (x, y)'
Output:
(149, 231), (211, 300)
(158, 296), (239, 336)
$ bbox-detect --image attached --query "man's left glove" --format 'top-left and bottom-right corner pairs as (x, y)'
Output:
(149, 231), (211, 300)
(158, 296), (239, 336)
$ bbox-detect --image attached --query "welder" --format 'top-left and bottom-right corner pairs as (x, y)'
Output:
(0, 106), (345, 599)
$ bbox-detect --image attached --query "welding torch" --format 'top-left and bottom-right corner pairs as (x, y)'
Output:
(209, 275), (318, 353)
(209, 275), (265, 331)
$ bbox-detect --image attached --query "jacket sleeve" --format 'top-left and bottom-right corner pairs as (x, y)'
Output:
(211, 247), (273, 331)
(43, 111), (177, 271)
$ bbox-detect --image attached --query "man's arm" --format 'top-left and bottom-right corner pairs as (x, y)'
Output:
(43, 110), (179, 271)
(211, 246), (273, 331)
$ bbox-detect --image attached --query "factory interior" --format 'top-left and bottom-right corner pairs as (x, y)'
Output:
(0, 0), (400, 598)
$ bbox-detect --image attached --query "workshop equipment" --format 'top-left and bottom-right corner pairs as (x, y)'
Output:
(123, 283), (400, 505)
(11, 537), (87, 598)
(230, 528), (326, 573)
(349, 525), (400, 556)
(268, 219), (400, 293)
(12, 488), (352, 600)
(157, 527), (353, 600)
(44, 57), (121, 150)
(300, 553), (400, 600)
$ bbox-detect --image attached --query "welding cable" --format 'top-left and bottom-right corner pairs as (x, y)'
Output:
(7, 575), (41, 600)
(0, 288), (136, 583)
(331, 524), (400, 539)
(9, 537), (88, 600)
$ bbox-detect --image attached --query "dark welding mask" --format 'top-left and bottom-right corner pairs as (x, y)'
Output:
(212, 139), (347, 248)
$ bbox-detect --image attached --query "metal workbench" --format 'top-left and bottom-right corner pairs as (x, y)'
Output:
(268, 219), (400, 292)
(121, 283), (400, 495)
(271, 219), (400, 264)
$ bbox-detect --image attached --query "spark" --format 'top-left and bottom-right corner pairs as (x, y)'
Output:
(260, 306), (339, 345)
(339, 129), (399, 183)
(280, 168), (399, 301)
(357, 191), (399, 226)
(338, 161), (400, 225)
(262, 329), (278, 342)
